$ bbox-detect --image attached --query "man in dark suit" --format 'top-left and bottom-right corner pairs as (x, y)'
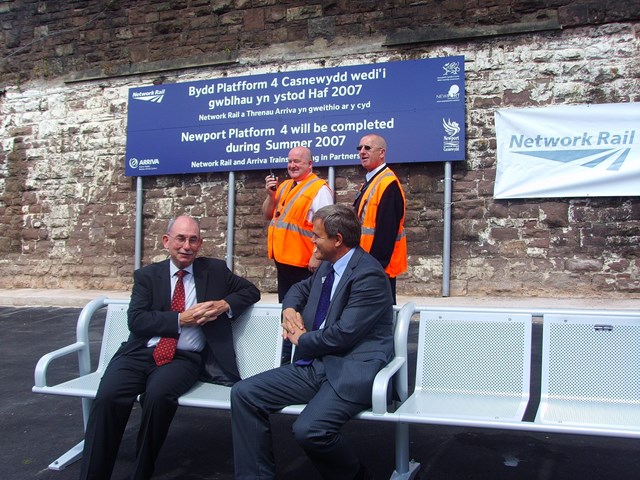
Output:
(80, 215), (260, 480)
(231, 204), (394, 480)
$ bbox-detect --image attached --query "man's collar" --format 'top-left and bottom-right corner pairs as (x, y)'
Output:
(170, 262), (194, 276)
(332, 247), (356, 278)
(365, 163), (387, 182)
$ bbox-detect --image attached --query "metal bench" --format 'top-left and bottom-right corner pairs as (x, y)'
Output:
(33, 297), (283, 471)
(536, 312), (640, 437)
(394, 309), (533, 426)
(33, 297), (417, 479)
(381, 306), (640, 479)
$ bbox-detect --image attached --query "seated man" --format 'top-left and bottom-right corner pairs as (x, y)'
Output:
(231, 204), (394, 480)
(80, 215), (260, 480)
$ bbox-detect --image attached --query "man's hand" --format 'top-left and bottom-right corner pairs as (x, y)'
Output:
(262, 175), (278, 220)
(180, 300), (230, 327)
(281, 307), (307, 345)
(265, 174), (278, 195)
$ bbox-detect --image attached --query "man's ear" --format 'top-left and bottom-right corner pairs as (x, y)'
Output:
(334, 232), (344, 248)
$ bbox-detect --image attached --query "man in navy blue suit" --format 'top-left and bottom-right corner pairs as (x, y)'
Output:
(231, 204), (394, 480)
(80, 215), (260, 480)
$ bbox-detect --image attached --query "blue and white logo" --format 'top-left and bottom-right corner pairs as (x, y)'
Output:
(494, 103), (640, 199)
(437, 61), (462, 82)
(436, 84), (461, 103)
(131, 89), (166, 104)
(510, 130), (636, 171)
(442, 118), (460, 152)
(443, 62), (460, 76)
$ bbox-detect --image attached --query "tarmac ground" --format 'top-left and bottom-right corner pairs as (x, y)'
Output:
(2, 290), (640, 480)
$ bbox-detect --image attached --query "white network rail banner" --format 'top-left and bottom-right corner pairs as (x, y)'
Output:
(494, 103), (640, 199)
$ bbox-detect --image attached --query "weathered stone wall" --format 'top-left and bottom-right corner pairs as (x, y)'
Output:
(1, 1), (639, 297)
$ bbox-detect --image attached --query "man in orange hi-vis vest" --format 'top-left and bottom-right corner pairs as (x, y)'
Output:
(353, 133), (407, 303)
(263, 146), (333, 360)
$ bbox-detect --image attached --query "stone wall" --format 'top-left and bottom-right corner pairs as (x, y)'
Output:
(0, 1), (639, 297)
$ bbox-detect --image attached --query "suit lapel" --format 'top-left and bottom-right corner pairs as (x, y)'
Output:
(156, 260), (172, 310)
(192, 258), (206, 302)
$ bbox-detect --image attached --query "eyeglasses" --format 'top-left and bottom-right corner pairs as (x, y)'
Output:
(168, 234), (200, 246)
(356, 145), (383, 152)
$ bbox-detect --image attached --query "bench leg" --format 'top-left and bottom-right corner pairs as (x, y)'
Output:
(48, 440), (84, 471)
(49, 397), (91, 470)
(389, 422), (420, 480)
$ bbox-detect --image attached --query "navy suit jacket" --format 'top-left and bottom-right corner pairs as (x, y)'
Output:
(283, 247), (394, 404)
(124, 257), (260, 384)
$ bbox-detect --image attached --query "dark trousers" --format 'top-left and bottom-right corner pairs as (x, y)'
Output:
(79, 346), (201, 480)
(275, 261), (311, 302)
(231, 361), (368, 480)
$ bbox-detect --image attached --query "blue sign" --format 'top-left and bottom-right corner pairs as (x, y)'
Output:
(125, 56), (465, 176)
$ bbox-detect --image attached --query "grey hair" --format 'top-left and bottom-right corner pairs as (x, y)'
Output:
(166, 216), (200, 235)
(313, 204), (361, 248)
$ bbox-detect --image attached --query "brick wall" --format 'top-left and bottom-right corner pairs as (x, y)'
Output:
(0, 1), (639, 297)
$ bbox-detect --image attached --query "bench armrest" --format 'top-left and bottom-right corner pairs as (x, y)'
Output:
(371, 355), (406, 415)
(33, 341), (87, 389)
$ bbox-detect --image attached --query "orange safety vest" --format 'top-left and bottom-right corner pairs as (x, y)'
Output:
(268, 173), (328, 268)
(357, 168), (407, 278)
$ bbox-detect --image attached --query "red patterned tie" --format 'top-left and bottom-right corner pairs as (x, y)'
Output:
(153, 270), (187, 366)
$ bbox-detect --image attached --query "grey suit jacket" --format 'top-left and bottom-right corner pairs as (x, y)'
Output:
(283, 247), (394, 404)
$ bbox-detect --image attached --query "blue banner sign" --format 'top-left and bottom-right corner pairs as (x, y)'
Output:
(125, 56), (465, 176)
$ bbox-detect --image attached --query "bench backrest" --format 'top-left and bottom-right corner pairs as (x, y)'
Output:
(416, 309), (533, 420)
(94, 302), (130, 375)
(537, 313), (640, 429)
(91, 301), (283, 378)
(231, 303), (283, 378)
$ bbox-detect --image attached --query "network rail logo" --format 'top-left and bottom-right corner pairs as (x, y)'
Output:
(131, 89), (166, 104)
(509, 130), (637, 171)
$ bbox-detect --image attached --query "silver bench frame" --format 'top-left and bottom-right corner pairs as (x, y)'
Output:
(33, 297), (417, 479)
(536, 312), (640, 435)
(33, 298), (283, 470)
(37, 300), (639, 479)
(382, 306), (640, 479)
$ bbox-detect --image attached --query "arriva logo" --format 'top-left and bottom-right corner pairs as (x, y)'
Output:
(510, 130), (636, 171)
(129, 158), (160, 169)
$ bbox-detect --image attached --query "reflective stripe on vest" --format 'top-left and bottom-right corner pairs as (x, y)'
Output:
(358, 169), (407, 278)
(268, 175), (326, 267)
